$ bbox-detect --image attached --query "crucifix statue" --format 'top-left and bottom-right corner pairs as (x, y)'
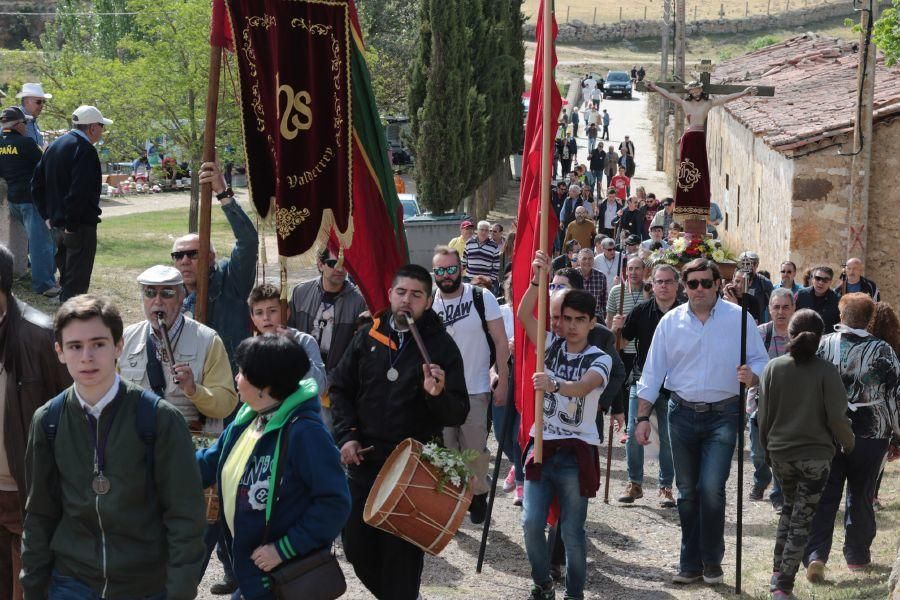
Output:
(638, 60), (775, 237)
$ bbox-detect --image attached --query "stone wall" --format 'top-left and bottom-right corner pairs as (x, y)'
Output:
(523, 0), (890, 43)
(866, 117), (900, 308)
(706, 108), (795, 271)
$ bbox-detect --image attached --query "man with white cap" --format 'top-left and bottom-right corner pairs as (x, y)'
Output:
(0, 107), (58, 296)
(32, 105), (111, 302)
(14, 83), (51, 148)
(119, 265), (237, 429)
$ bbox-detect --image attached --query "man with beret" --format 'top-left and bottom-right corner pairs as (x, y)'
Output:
(14, 83), (51, 148)
(32, 105), (111, 301)
(119, 265), (237, 430)
(0, 107), (58, 296)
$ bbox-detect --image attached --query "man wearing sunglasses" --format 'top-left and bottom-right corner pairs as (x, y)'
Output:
(14, 82), (50, 148)
(633, 259), (768, 586)
(120, 265), (237, 429)
(795, 265), (841, 331)
(170, 162), (258, 381)
(32, 105), (112, 302)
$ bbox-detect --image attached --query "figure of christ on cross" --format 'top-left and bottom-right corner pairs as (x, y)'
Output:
(640, 63), (773, 238)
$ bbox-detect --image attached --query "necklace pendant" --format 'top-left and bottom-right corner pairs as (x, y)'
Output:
(386, 367), (399, 382)
(92, 474), (111, 495)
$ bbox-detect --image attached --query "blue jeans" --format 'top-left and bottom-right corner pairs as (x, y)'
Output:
(667, 398), (739, 572)
(492, 400), (524, 482)
(8, 202), (56, 293)
(626, 385), (673, 487)
(749, 413), (783, 503)
(49, 570), (165, 599)
(522, 450), (589, 599)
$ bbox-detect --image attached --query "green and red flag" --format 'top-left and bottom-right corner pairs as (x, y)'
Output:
(212, 0), (407, 312)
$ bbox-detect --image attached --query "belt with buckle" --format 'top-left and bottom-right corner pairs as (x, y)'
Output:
(671, 393), (740, 413)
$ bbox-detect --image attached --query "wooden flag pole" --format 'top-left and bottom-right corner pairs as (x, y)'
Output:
(195, 45), (223, 324)
(533, 0), (553, 464)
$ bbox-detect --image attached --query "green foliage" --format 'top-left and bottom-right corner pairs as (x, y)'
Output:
(409, 0), (524, 214)
(873, 4), (900, 66)
(747, 34), (779, 51)
(357, 0), (420, 114)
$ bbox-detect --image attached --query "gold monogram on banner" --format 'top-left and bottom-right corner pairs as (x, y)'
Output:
(677, 158), (701, 192)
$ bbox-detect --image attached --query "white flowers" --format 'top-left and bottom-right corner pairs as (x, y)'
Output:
(421, 442), (476, 492)
(671, 237), (688, 253)
(712, 248), (726, 263)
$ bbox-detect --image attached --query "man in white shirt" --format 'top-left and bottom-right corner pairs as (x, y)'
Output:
(633, 258), (769, 586)
(593, 237), (621, 285)
(432, 247), (510, 524)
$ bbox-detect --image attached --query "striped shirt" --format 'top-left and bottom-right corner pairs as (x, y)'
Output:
(606, 283), (643, 353)
(464, 237), (500, 283)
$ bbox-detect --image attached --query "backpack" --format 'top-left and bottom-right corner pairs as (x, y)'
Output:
(42, 389), (160, 496)
(763, 321), (774, 352)
(471, 286), (497, 368)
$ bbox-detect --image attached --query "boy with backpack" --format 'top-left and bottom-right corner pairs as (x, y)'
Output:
(21, 295), (206, 599)
(517, 250), (612, 600)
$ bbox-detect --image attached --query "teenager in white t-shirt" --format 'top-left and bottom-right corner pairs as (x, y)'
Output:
(432, 247), (510, 524)
(516, 249), (611, 600)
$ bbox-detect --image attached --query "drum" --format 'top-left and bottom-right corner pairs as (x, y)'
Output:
(363, 438), (472, 555)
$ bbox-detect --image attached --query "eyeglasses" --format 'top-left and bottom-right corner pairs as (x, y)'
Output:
(653, 279), (676, 286)
(685, 278), (715, 290)
(549, 283), (567, 291)
(170, 250), (199, 261)
(433, 265), (459, 277)
(143, 287), (178, 299)
(813, 275), (832, 282)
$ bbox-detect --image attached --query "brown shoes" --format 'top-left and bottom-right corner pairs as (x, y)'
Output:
(659, 487), (676, 508)
(618, 482), (643, 503)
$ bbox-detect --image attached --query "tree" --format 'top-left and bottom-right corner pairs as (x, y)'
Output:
(356, 0), (419, 114)
(409, 0), (472, 214)
(873, 0), (900, 66)
(15, 0), (244, 230)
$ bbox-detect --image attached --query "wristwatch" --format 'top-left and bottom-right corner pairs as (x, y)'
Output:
(216, 187), (235, 201)
(636, 416), (650, 423)
(551, 378), (561, 394)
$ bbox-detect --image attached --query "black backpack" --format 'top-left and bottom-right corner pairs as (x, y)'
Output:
(42, 389), (159, 495)
(471, 286), (497, 368)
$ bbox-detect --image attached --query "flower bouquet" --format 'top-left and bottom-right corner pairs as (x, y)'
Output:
(420, 442), (478, 493)
(650, 237), (737, 278)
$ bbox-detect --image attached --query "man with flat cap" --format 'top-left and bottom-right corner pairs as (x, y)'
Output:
(14, 83), (51, 148)
(32, 105), (112, 301)
(0, 107), (58, 297)
(119, 265), (237, 431)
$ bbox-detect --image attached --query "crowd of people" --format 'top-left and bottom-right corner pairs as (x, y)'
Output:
(0, 80), (897, 600)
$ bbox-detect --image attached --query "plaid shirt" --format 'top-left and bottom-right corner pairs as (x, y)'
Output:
(581, 268), (608, 320)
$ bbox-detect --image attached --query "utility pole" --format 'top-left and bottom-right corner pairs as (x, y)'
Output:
(673, 0), (686, 179)
(846, 0), (877, 263)
(656, 0), (672, 170)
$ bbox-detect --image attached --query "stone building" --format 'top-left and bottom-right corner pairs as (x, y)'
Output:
(696, 34), (899, 306)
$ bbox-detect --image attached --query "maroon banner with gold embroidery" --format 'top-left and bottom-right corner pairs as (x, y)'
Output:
(226, 0), (353, 257)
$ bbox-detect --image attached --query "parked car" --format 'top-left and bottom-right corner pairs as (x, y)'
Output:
(603, 71), (632, 99)
(399, 193), (422, 220)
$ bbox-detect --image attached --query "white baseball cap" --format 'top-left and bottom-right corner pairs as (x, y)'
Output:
(15, 82), (52, 99)
(72, 105), (113, 126)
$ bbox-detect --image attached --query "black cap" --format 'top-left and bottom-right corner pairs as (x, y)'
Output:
(625, 234), (641, 246)
(0, 106), (32, 124)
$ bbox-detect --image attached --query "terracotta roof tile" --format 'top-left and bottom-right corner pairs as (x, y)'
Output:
(710, 34), (900, 151)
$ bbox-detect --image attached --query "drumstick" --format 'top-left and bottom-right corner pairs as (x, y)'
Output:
(356, 446), (374, 457)
(395, 312), (433, 365)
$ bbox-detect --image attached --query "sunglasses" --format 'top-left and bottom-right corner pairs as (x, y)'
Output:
(143, 287), (178, 299)
(685, 278), (715, 290)
(433, 265), (459, 277)
(33, 99), (44, 105)
(813, 275), (832, 282)
(170, 250), (199, 261)
(321, 258), (339, 268)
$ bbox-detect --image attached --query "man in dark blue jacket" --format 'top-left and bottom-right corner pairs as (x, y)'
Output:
(0, 107), (58, 296)
(32, 105), (111, 301)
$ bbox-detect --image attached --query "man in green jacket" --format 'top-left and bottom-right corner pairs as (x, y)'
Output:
(21, 295), (206, 599)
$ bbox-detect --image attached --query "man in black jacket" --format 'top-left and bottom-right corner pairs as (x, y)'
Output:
(795, 266), (840, 331)
(0, 108), (58, 297)
(332, 264), (469, 600)
(32, 105), (111, 301)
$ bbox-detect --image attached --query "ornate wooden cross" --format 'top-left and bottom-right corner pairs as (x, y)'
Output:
(635, 59), (775, 96)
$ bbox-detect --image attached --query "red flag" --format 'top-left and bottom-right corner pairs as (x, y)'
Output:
(210, 0), (234, 51)
(513, 0), (562, 450)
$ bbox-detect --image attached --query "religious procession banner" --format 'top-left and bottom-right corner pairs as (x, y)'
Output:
(218, 0), (408, 311)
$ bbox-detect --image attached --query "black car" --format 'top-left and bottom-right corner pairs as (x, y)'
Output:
(603, 71), (633, 99)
